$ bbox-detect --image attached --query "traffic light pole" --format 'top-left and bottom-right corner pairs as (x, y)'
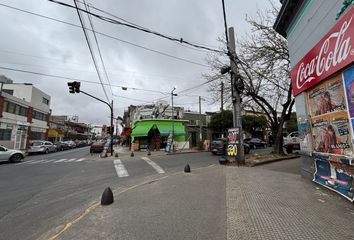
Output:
(80, 90), (114, 156)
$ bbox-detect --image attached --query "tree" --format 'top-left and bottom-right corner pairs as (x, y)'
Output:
(208, 110), (233, 134)
(204, 2), (293, 155)
(286, 112), (298, 133)
(242, 115), (268, 137)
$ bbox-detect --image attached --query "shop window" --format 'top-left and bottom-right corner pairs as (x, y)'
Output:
(0, 129), (12, 140)
(30, 131), (45, 140)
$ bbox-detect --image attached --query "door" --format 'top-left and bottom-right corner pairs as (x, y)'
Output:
(191, 132), (197, 147)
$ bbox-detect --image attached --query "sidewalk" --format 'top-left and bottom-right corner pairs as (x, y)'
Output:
(46, 163), (354, 240)
(111, 146), (201, 158)
(226, 166), (354, 240)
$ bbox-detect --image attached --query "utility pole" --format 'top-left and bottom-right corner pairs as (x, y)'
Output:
(170, 87), (177, 152)
(221, 82), (224, 138)
(228, 27), (245, 165)
(199, 96), (202, 142)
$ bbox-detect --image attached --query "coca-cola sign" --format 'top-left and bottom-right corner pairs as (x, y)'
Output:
(291, 6), (354, 96)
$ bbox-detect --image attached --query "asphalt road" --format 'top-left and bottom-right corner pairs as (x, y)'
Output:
(0, 147), (302, 240)
(0, 149), (220, 240)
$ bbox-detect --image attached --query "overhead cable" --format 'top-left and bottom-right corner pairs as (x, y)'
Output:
(48, 0), (226, 54)
(0, 3), (208, 68)
(73, 0), (110, 102)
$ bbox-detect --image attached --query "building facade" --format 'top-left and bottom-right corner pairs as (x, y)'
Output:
(274, 1), (354, 201)
(0, 80), (51, 150)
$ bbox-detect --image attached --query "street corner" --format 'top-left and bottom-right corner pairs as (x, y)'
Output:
(49, 165), (226, 240)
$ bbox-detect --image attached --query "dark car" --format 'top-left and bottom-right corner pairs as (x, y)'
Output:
(55, 141), (70, 151)
(90, 141), (105, 153)
(211, 138), (250, 155)
(244, 138), (267, 149)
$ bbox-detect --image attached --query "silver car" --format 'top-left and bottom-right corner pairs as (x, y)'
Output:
(28, 141), (57, 154)
(0, 145), (25, 163)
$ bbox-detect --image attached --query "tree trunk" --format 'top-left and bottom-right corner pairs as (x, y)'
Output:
(272, 126), (285, 155)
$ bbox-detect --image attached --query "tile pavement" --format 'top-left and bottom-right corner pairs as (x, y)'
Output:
(226, 167), (354, 240)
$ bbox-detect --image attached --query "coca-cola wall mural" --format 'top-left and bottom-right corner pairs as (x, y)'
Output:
(291, 6), (354, 201)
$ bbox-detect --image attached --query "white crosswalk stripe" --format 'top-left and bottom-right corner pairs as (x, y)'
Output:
(76, 158), (86, 162)
(66, 158), (77, 162)
(21, 160), (37, 164)
(113, 159), (129, 178)
(54, 158), (67, 163)
(141, 157), (165, 174)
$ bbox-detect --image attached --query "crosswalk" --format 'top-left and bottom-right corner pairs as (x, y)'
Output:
(19, 158), (88, 164)
(114, 157), (165, 178)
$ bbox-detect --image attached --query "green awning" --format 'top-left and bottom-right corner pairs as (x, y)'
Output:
(131, 122), (154, 137)
(155, 122), (185, 136)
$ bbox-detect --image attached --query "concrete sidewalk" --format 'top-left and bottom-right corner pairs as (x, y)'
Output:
(45, 162), (354, 240)
(226, 166), (354, 240)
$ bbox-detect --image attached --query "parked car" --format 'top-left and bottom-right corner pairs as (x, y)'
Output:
(211, 138), (250, 155)
(283, 131), (300, 153)
(65, 140), (76, 149)
(55, 141), (70, 151)
(28, 141), (57, 154)
(90, 141), (105, 153)
(0, 145), (25, 163)
(244, 138), (267, 149)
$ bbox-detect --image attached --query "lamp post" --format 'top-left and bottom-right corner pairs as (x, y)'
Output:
(171, 87), (177, 152)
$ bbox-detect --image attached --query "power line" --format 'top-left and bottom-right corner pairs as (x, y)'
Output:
(76, 0), (220, 51)
(84, 0), (113, 96)
(48, 0), (226, 54)
(0, 66), (170, 94)
(73, 0), (109, 102)
(0, 3), (208, 68)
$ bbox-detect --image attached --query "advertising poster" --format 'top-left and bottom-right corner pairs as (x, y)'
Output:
(308, 74), (346, 117)
(313, 154), (354, 202)
(311, 112), (352, 156)
(343, 65), (354, 117)
(297, 119), (312, 153)
(227, 128), (238, 156)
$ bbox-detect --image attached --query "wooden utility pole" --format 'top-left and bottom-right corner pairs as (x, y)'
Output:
(221, 82), (224, 138)
(199, 96), (202, 142)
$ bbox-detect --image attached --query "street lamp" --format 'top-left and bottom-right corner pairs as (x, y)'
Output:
(171, 87), (177, 152)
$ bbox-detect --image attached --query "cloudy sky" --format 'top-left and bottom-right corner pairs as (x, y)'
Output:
(0, 0), (279, 126)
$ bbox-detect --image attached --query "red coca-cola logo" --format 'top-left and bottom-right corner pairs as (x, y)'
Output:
(291, 7), (354, 96)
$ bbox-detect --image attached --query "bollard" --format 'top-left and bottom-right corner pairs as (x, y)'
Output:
(115, 152), (119, 158)
(184, 164), (191, 173)
(101, 187), (114, 205)
(130, 152), (134, 157)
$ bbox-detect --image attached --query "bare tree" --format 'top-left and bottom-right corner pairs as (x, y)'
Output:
(204, 2), (294, 155)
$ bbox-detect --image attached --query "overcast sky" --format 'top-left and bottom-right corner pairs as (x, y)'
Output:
(0, 0), (279, 126)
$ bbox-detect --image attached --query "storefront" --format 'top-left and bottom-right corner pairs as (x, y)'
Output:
(275, 2), (354, 201)
(130, 119), (186, 151)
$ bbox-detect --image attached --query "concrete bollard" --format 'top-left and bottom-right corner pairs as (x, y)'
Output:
(184, 164), (191, 173)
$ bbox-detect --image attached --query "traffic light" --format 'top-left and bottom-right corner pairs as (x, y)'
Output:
(68, 82), (75, 93)
(67, 81), (81, 94)
(106, 126), (111, 135)
(75, 82), (80, 93)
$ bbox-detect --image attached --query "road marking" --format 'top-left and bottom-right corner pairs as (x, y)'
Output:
(76, 158), (86, 162)
(141, 157), (165, 174)
(66, 158), (77, 162)
(54, 158), (67, 163)
(28, 160), (46, 164)
(22, 159), (37, 164)
(113, 159), (129, 177)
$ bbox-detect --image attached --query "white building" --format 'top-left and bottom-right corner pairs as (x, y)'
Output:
(0, 80), (51, 150)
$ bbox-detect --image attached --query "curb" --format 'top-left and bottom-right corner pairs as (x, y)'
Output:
(247, 155), (300, 167)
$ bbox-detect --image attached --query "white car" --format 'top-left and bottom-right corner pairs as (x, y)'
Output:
(0, 145), (25, 163)
(28, 141), (57, 154)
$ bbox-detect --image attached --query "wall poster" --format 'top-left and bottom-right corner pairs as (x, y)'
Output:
(313, 154), (354, 201)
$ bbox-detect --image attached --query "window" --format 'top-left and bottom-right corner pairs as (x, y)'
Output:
(0, 129), (12, 140)
(42, 97), (49, 105)
(0, 146), (5, 151)
(2, 89), (13, 95)
(29, 132), (45, 140)
(33, 110), (47, 121)
(4, 101), (28, 116)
